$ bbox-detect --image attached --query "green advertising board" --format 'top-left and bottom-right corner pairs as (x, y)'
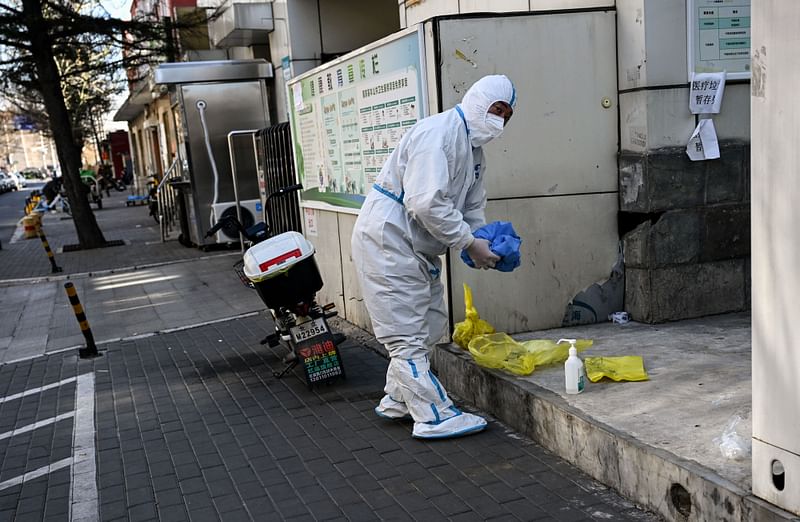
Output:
(287, 26), (427, 211)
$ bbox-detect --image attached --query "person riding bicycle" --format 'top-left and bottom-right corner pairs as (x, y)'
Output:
(41, 177), (62, 205)
(37, 176), (92, 213)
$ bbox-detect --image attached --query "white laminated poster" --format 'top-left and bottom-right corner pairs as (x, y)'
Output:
(292, 83), (304, 111)
(689, 72), (726, 114)
(686, 119), (720, 161)
(304, 208), (318, 236)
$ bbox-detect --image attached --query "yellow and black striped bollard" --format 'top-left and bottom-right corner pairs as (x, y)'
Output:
(63, 282), (100, 358)
(37, 228), (63, 273)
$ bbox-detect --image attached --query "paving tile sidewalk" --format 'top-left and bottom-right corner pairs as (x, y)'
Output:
(0, 186), (664, 520)
(0, 253), (265, 363)
(0, 188), (264, 364)
(0, 315), (660, 521)
(1, 189), (226, 280)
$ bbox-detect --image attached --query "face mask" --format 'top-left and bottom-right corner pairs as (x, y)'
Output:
(486, 113), (505, 138)
(469, 113), (505, 148)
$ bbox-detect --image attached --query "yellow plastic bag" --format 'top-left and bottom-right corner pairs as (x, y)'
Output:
(468, 333), (536, 375)
(467, 335), (593, 376)
(452, 283), (495, 349)
(521, 339), (593, 367)
(584, 356), (649, 382)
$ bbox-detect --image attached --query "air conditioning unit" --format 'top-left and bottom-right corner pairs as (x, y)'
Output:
(211, 198), (263, 243)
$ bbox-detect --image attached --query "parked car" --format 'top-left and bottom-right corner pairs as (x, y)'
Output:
(7, 172), (26, 189)
(20, 168), (47, 180)
(0, 172), (15, 193)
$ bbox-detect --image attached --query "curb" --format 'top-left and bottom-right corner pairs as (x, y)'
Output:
(431, 343), (798, 522)
(2, 311), (263, 366)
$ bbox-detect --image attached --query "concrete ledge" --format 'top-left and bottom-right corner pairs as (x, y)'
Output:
(431, 343), (798, 522)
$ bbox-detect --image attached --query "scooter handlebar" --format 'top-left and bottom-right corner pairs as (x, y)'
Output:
(205, 217), (228, 238)
(277, 184), (303, 195)
(264, 184), (304, 216)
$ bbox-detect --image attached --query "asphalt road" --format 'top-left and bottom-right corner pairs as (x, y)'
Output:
(0, 181), (43, 243)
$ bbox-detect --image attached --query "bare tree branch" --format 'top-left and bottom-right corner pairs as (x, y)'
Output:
(0, 0), (218, 248)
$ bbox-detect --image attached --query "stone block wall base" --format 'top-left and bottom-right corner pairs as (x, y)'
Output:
(625, 260), (749, 324)
(619, 142), (749, 213)
(623, 205), (750, 269)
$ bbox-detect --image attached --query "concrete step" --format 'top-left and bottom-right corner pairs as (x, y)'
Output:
(431, 314), (798, 522)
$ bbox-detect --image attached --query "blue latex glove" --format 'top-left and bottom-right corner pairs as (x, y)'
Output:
(461, 221), (522, 272)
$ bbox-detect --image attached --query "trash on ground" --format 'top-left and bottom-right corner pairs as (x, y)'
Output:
(584, 356), (649, 382)
(608, 311), (630, 324)
(713, 415), (751, 460)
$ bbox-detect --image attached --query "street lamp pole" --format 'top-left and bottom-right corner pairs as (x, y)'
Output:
(2, 118), (11, 169)
(38, 132), (47, 169)
(20, 131), (29, 169)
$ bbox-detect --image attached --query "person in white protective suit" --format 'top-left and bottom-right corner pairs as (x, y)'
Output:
(351, 75), (516, 439)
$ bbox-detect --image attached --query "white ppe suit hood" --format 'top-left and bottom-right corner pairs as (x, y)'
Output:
(461, 74), (517, 148)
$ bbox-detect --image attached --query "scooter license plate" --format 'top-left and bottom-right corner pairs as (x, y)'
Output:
(290, 318), (329, 343)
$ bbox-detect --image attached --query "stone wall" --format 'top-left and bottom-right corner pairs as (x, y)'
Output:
(620, 142), (751, 323)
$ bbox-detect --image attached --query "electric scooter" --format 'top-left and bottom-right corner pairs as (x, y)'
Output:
(205, 184), (346, 388)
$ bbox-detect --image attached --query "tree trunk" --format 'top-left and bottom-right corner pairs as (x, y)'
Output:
(22, 0), (106, 248)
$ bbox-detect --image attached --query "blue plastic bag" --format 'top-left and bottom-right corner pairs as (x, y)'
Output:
(461, 221), (522, 272)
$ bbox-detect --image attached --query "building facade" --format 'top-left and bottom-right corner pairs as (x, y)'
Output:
(115, 0), (751, 327)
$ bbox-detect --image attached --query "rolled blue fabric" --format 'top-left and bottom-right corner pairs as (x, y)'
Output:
(461, 221), (522, 272)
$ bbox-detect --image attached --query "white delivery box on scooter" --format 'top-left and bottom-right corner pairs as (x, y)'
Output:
(242, 231), (323, 311)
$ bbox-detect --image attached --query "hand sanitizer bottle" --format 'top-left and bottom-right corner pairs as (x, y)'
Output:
(559, 338), (585, 394)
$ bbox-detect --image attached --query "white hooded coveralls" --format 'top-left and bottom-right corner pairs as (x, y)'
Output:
(351, 75), (516, 435)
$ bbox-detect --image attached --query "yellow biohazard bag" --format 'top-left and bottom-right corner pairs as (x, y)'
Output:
(467, 334), (592, 376)
(584, 356), (649, 382)
(452, 283), (495, 349)
(467, 333), (535, 375)
(522, 339), (593, 367)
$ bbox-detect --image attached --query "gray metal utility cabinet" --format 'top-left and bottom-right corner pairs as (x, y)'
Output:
(155, 59), (273, 248)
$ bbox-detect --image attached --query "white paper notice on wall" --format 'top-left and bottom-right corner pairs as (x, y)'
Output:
(689, 72), (726, 114)
(686, 119), (720, 161)
(304, 208), (318, 236)
(292, 83), (304, 111)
